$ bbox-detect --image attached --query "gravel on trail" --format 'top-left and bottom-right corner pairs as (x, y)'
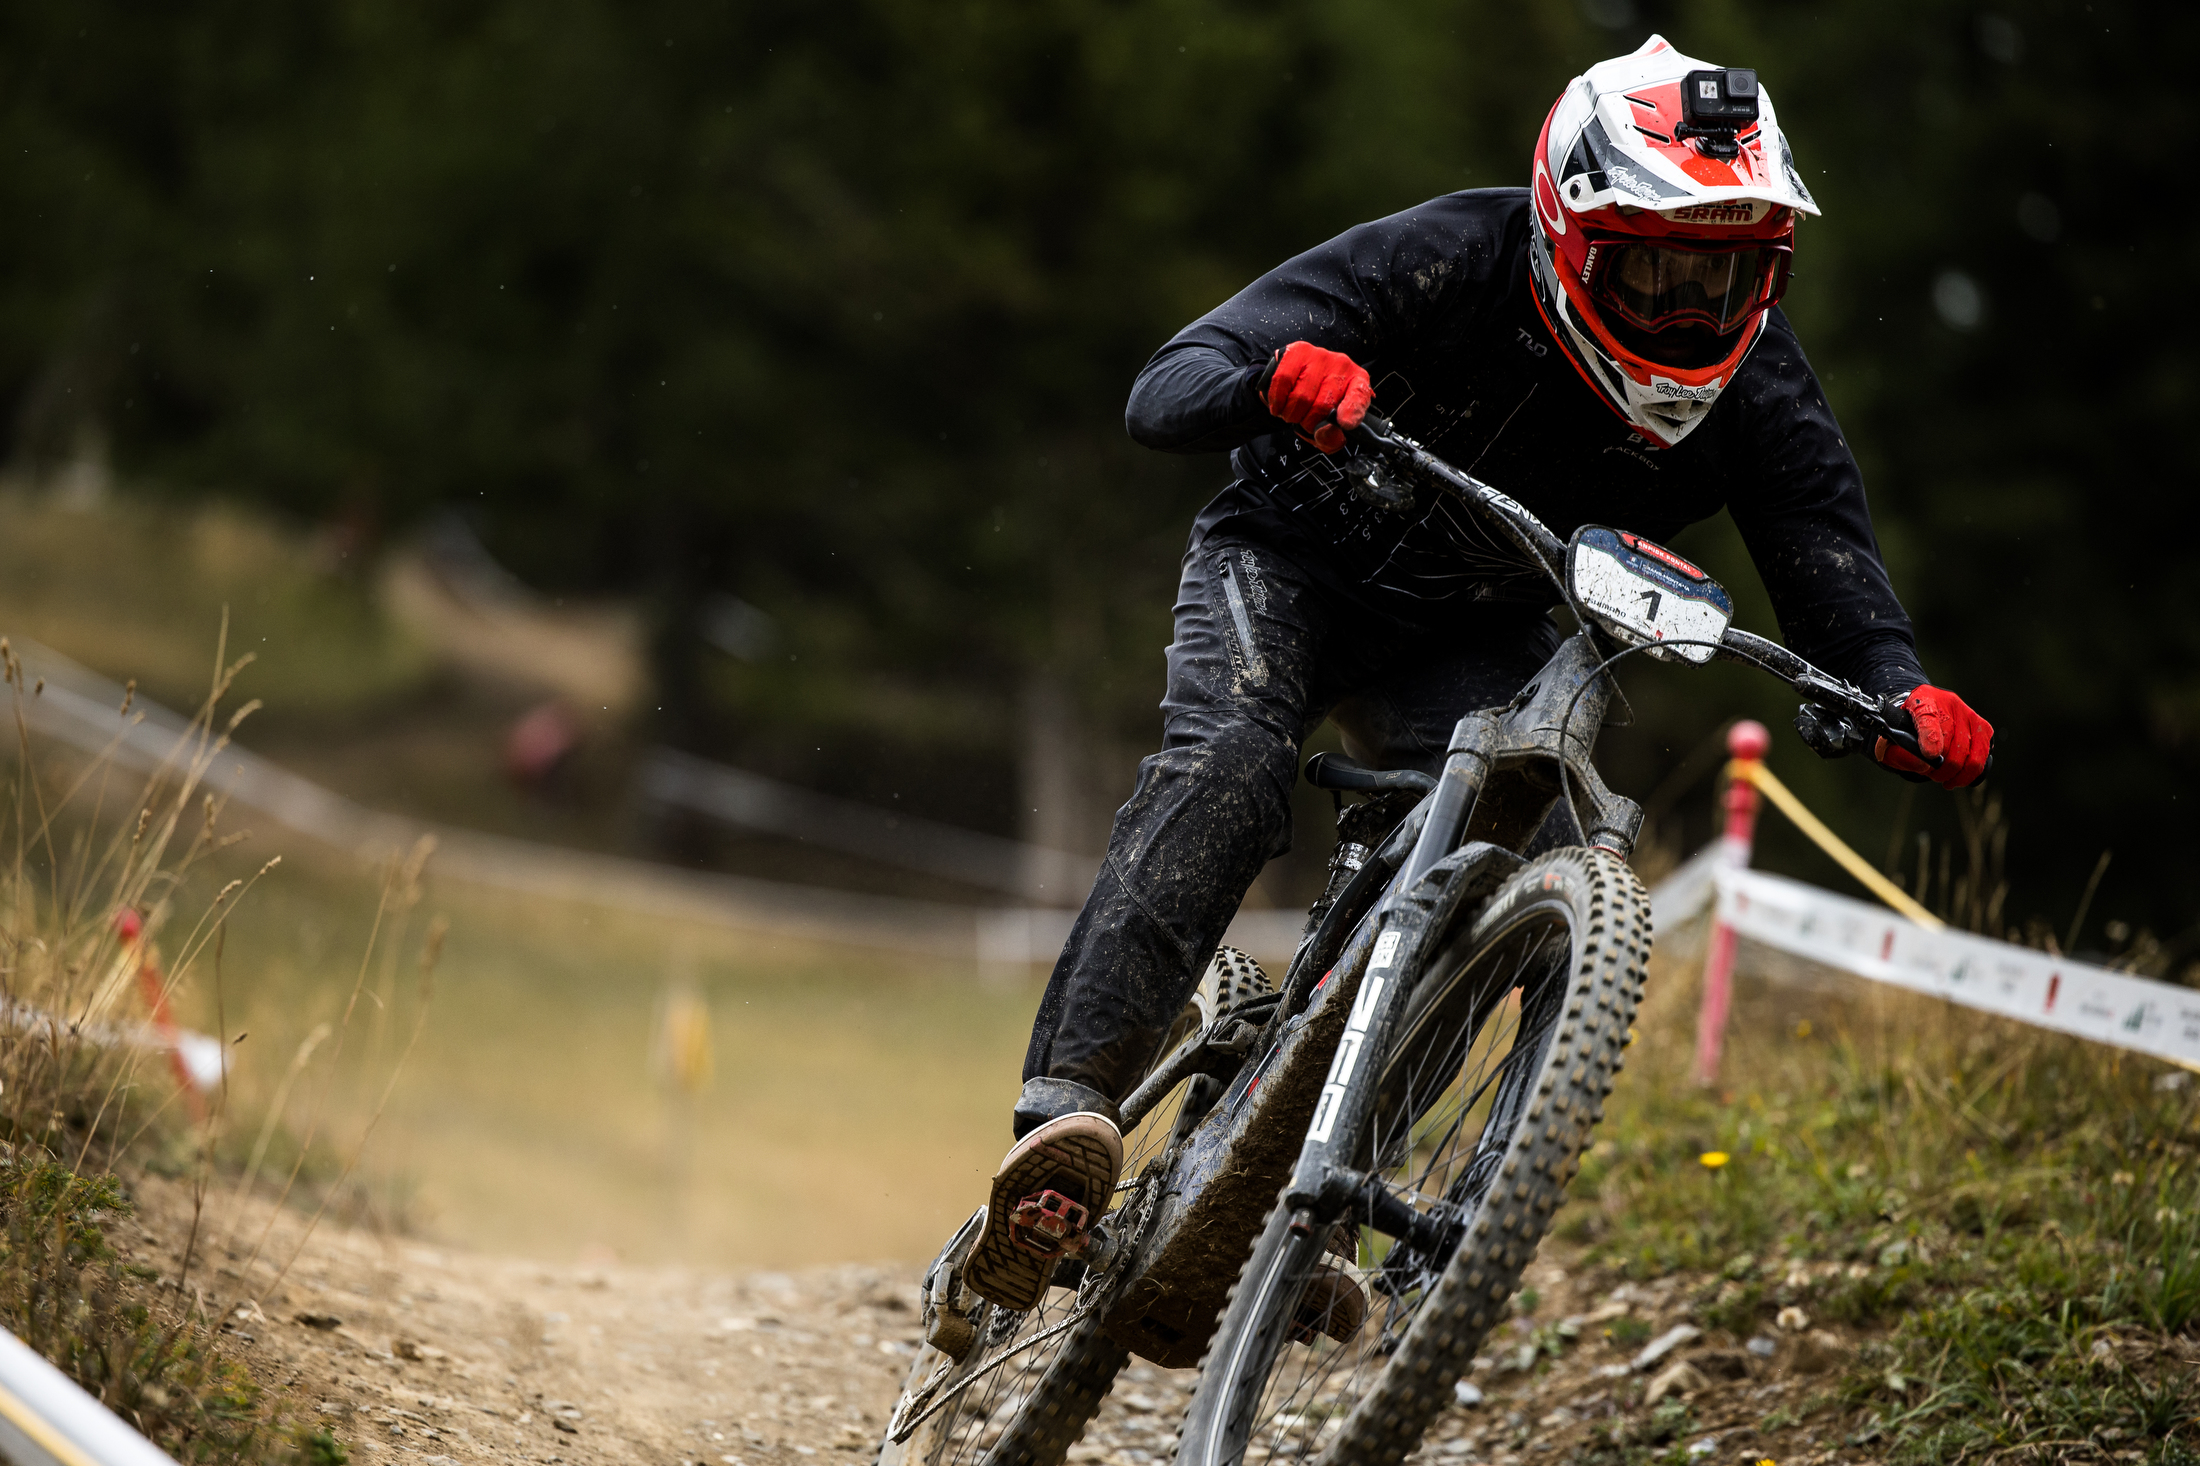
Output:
(127, 1170), (1871, 1466)
(130, 1170), (924, 1466)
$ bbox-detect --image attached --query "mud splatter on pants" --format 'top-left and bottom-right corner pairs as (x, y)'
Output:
(1014, 530), (1561, 1137)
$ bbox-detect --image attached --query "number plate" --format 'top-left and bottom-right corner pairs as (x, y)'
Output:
(1566, 526), (1734, 664)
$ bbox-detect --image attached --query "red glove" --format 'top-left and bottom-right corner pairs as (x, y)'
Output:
(1875, 684), (1993, 789)
(1264, 341), (1372, 453)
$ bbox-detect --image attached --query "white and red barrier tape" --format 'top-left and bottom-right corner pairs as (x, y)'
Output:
(2, 1000), (225, 1093)
(1655, 856), (2200, 1072)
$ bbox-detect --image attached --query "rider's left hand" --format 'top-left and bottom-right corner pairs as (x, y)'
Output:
(1875, 683), (1993, 789)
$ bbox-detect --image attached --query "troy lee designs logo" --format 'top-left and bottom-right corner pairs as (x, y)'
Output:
(1654, 380), (1720, 401)
(1603, 163), (1663, 203)
(1662, 201), (1764, 225)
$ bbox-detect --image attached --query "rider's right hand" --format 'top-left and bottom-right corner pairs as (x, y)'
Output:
(1263, 341), (1372, 454)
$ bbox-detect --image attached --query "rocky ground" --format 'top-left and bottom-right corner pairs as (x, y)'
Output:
(1060, 1254), (1865, 1466)
(128, 1173), (1869, 1466)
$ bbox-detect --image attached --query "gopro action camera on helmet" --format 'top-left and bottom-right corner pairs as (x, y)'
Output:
(1676, 68), (1759, 157)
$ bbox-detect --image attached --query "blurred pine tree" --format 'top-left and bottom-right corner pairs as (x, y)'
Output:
(0, 0), (2188, 932)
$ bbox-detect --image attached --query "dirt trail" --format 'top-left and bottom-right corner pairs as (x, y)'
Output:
(134, 1171), (924, 1466)
(134, 1165), (1869, 1466)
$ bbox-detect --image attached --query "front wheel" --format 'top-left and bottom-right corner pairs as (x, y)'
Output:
(1178, 847), (1649, 1466)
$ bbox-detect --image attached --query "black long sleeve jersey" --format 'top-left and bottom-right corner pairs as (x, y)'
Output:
(1128, 188), (1926, 699)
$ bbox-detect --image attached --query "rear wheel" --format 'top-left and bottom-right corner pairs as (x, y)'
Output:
(878, 948), (1274, 1466)
(1177, 848), (1648, 1466)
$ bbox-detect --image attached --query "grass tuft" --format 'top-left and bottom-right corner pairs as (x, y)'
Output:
(1567, 941), (2200, 1462)
(0, 1154), (265, 1455)
(0, 626), (409, 1463)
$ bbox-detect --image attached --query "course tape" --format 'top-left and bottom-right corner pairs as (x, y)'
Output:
(1733, 760), (1940, 929)
(1678, 864), (2200, 1071)
(1, 1000), (224, 1092)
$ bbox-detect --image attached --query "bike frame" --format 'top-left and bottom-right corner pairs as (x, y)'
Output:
(1092, 616), (1635, 1365)
(894, 411), (1919, 1418)
(1092, 415), (1917, 1364)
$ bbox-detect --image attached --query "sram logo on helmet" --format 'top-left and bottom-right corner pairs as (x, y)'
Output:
(1662, 201), (1771, 226)
(1525, 36), (1819, 449)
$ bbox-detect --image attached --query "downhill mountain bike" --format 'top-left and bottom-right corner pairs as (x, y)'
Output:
(877, 412), (1945, 1466)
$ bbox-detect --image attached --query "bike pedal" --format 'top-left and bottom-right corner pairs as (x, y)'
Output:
(1008, 1188), (1093, 1260)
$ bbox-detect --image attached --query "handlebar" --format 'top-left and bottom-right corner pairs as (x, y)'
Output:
(1341, 414), (1570, 583)
(1337, 412), (1982, 778)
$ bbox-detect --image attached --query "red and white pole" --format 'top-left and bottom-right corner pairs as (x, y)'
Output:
(1693, 720), (1769, 1088)
(115, 908), (208, 1121)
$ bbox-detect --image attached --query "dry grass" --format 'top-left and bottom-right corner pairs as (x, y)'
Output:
(0, 487), (429, 719)
(0, 623), (451, 1463)
(198, 873), (1042, 1268)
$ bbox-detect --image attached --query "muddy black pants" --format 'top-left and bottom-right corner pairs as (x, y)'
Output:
(1014, 530), (1562, 1136)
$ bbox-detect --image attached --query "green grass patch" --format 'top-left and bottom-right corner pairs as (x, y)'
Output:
(0, 488), (430, 718)
(1565, 951), (2200, 1461)
(0, 1156), (262, 1456)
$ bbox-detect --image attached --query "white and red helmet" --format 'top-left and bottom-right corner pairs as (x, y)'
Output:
(1527, 35), (1820, 447)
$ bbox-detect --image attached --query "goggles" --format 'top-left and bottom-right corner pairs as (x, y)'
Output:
(1583, 236), (1793, 337)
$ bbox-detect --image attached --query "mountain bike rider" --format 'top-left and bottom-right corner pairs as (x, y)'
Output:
(961, 35), (1994, 1313)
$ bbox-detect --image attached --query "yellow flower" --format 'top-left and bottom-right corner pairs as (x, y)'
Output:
(1699, 1151), (1731, 1169)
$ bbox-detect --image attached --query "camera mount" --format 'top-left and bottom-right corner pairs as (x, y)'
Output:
(1673, 68), (1760, 161)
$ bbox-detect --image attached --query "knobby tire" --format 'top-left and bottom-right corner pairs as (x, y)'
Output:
(1177, 847), (1650, 1466)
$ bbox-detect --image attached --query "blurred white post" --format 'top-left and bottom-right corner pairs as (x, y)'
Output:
(0, 1326), (179, 1466)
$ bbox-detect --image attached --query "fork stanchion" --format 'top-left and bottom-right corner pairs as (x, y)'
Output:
(1693, 720), (1768, 1088)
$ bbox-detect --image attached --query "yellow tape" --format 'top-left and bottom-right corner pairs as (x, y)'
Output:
(1732, 760), (1946, 932)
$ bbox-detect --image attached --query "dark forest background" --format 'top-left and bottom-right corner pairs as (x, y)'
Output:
(1, 0), (2192, 954)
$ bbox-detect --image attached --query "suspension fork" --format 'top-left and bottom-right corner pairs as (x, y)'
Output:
(1310, 711), (1499, 1146)
(1281, 839), (1521, 1239)
(1401, 711), (1499, 888)
(1264, 713), (1503, 1236)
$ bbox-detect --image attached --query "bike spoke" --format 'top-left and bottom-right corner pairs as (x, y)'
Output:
(1235, 911), (1574, 1463)
(900, 1288), (1099, 1460)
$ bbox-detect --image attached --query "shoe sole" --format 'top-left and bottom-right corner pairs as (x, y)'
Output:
(964, 1117), (1121, 1313)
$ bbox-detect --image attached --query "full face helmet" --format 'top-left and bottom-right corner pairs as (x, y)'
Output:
(1527, 35), (1820, 446)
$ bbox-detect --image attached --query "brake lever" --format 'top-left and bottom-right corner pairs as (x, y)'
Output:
(1332, 413), (1413, 510)
(1795, 695), (1936, 766)
(1794, 697), (1947, 774)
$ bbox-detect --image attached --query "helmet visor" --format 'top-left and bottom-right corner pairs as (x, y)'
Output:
(1586, 238), (1792, 337)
